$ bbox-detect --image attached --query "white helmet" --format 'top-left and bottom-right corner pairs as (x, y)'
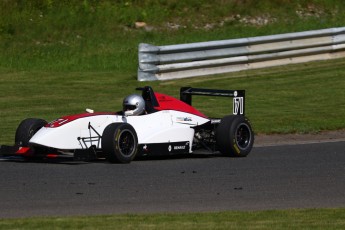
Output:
(123, 94), (145, 116)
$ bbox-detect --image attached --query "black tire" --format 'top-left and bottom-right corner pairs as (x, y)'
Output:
(102, 123), (138, 163)
(216, 115), (254, 157)
(15, 118), (47, 146)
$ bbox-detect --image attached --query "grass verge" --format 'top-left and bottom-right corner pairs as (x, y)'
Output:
(0, 208), (344, 230)
(1, 58), (345, 145)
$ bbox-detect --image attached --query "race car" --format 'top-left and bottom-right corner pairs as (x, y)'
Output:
(0, 86), (254, 163)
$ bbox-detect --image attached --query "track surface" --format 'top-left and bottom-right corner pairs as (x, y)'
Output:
(0, 141), (344, 218)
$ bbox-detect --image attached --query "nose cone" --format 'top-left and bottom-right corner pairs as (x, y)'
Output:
(29, 126), (81, 150)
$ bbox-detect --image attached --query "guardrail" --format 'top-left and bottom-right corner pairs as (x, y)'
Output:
(138, 27), (345, 81)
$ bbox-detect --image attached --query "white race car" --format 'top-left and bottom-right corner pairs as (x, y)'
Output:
(1, 86), (254, 163)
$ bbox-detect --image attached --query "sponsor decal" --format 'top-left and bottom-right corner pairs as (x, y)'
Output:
(176, 117), (192, 122)
(233, 144), (240, 154)
(115, 129), (121, 141)
(114, 130), (121, 150)
(48, 118), (69, 128)
(174, 145), (186, 150)
(211, 119), (221, 124)
(173, 141), (189, 151)
(139, 142), (190, 155)
(233, 97), (244, 115)
(168, 142), (189, 152)
(233, 139), (240, 154)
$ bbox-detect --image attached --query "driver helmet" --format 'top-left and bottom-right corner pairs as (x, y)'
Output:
(123, 94), (145, 116)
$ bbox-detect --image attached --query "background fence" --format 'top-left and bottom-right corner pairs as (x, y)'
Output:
(138, 27), (345, 81)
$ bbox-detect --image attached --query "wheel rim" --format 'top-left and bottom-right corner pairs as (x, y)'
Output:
(235, 123), (251, 150)
(118, 129), (136, 156)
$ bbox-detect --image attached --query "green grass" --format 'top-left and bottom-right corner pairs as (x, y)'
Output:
(1, 58), (345, 145)
(0, 208), (344, 229)
(1, 0), (345, 72)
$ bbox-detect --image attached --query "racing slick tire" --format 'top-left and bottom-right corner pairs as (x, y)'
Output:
(15, 118), (47, 147)
(216, 115), (254, 157)
(102, 123), (138, 164)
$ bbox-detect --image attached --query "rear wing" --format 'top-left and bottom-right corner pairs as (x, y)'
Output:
(180, 87), (245, 115)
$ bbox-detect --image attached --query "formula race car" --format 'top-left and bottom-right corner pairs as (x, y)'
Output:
(0, 86), (254, 163)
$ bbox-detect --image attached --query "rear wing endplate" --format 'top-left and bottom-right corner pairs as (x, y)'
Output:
(180, 87), (245, 115)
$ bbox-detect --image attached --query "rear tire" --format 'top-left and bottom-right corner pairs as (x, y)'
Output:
(102, 123), (138, 163)
(15, 118), (47, 146)
(216, 115), (254, 157)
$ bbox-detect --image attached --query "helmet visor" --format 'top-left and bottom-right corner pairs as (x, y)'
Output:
(123, 105), (136, 111)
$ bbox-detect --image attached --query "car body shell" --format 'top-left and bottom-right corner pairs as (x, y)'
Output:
(0, 86), (253, 161)
(30, 109), (209, 153)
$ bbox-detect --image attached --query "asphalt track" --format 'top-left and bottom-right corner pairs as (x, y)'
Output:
(0, 141), (344, 218)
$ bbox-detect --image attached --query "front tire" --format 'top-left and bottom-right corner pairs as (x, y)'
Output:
(15, 118), (47, 146)
(102, 123), (138, 163)
(216, 115), (254, 157)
